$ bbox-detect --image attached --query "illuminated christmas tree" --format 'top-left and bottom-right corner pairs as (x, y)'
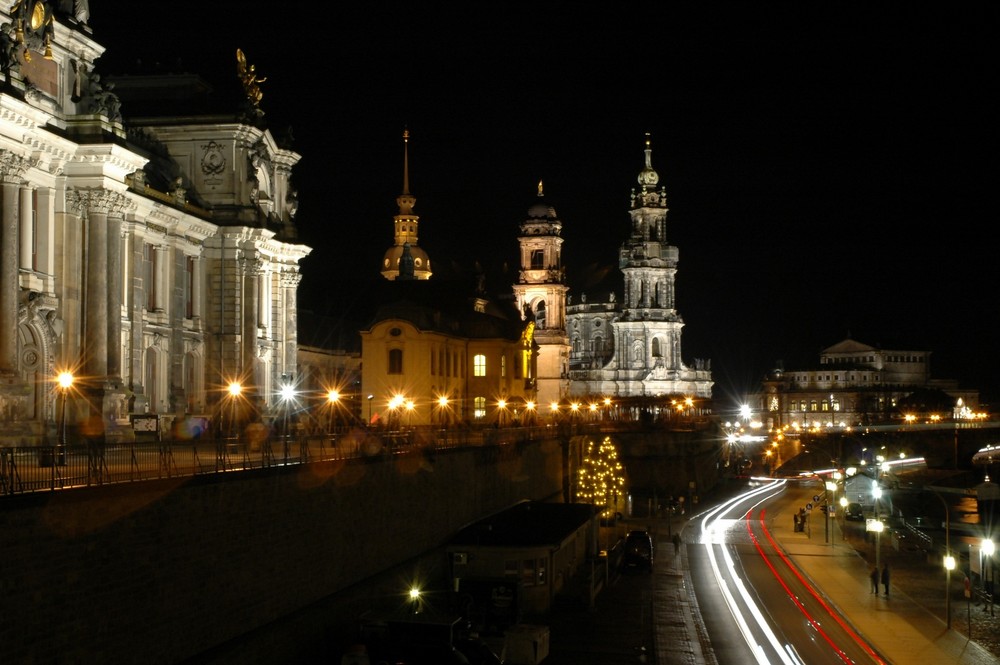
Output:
(577, 436), (627, 519)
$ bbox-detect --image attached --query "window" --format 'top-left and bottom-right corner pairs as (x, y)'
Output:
(530, 249), (544, 269)
(810, 400), (818, 412)
(504, 559), (518, 578)
(651, 338), (661, 357)
(474, 396), (486, 419)
(473, 354), (486, 377)
(388, 349), (403, 374)
(144, 243), (157, 311)
(521, 559), (537, 586)
(501, 355), (506, 378)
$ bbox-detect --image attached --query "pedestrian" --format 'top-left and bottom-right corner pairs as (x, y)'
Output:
(881, 563), (890, 597)
(869, 565), (879, 594)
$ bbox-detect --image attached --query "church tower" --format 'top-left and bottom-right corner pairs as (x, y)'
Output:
(567, 134), (713, 399)
(381, 130), (431, 280)
(513, 181), (570, 407)
(613, 133), (687, 382)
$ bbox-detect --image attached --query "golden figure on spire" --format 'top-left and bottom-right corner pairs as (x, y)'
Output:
(236, 48), (266, 107)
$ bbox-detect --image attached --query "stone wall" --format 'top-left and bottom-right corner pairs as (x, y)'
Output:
(2, 438), (566, 664)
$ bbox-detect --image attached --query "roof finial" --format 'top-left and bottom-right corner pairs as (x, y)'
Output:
(402, 128), (411, 196)
(537, 179), (544, 197)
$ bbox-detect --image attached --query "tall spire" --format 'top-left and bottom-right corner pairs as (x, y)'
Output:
(402, 128), (411, 196)
(381, 128), (431, 279)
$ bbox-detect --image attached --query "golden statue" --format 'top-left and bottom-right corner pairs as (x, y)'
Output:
(236, 48), (266, 107)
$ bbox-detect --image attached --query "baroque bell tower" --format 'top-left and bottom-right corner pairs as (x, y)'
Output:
(513, 181), (569, 407)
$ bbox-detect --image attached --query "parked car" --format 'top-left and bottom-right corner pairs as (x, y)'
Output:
(845, 502), (864, 521)
(622, 530), (654, 571)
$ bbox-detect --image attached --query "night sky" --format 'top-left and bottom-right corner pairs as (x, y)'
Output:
(88, 5), (996, 405)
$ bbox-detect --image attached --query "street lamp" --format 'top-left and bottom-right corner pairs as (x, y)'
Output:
(366, 394), (374, 426)
(279, 384), (296, 438)
(944, 553), (956, 629)
(497, 399), (507, 427)
(326, 389), (339, 434)
(872, 480), (883, 567)
(57, 371), (74, 465)
(437, 395), (449, 428)
(405, 399), (414, 428)
(983, 538), (995, 617)
(227, 381), (243, 438)
(825, 480), (837, 545)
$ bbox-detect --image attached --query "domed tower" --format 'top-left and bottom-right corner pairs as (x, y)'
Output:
(513, 181), (570, 406)
(381, 129), (431, 280)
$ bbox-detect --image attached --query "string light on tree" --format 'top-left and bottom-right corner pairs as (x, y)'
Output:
(577, 436), (627, 519)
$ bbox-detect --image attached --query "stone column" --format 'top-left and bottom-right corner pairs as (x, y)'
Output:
(70, 189), (130, 383)
(18, 185), (32, 271)
(0, 152), (30, 374)
(106, 217), (125, 384)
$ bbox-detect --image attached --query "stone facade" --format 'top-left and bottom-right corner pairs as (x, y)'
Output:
(0, 1), (310, 446)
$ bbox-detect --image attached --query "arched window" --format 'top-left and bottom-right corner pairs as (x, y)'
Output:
(473, 354), (486, 377)
(651, 338), (661, 357)
(474, 396), (486, 419)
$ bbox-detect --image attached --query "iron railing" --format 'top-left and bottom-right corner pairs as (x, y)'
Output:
(0, 424), (571, 497)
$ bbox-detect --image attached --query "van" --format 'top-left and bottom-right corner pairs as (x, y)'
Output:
(845, 502), (864, 521)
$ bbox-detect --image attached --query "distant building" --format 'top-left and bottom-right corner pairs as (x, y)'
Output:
(565, 135), (713, 401)
(754, 337), (981, 430)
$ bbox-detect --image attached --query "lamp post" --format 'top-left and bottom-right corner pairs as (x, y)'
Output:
(931, 489), (953, 627)
(57, 371), (74, 465)
(277, 384), (296, 462)
(437, 395), (449, 429)
(227, 381), (242, 439)
(944, 554), (956, 629)
(983, 538), (995, 617)
(872, 482), (883, 568)
(326, 389), (339, 434)
(366, 394), (374, 426)
(826, 479), (837, 545)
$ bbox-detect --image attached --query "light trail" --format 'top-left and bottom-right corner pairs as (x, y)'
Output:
(698, 479), (801, 665)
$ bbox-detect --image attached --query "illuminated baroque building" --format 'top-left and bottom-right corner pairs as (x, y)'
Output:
(359, 280), (537, 427)
(512, 181), (570, 408)
(0, 2), (310, 445)
(565, 135), (713, 400)
(755, 337), (980, 430)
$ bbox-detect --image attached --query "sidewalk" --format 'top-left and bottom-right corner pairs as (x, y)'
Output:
(756, 490), (997, 665)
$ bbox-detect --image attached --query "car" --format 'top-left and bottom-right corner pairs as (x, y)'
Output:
(622, 529), (654, 571)
(845, 502), (864, 521)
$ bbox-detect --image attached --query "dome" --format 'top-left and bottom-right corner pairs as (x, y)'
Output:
(527, 202), (557, 220)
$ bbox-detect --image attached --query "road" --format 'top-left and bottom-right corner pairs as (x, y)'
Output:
(686, 479), (887, 665)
